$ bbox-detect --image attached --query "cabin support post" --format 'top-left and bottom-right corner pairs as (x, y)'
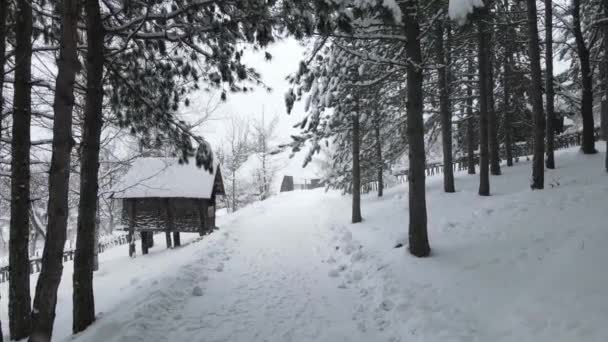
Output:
(173, 232), (181, 247)
(147, 232), (154, 248)
(198, 199), (207, 236)
(164, 199), (174, 249)
(128, 199), (137, 257)
(141, 231), (149, 255)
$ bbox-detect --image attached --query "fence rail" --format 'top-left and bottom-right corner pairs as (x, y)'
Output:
(362, 128), (602, 193)
(0, 233), (133, 284)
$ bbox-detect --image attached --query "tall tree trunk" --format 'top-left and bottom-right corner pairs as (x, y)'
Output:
(436, 18), (455, 193)
(545, 0), (556, 169)
(30, 0), (80, 339)
(487, 35), (501, 176)
(0, 0), (6, 152)
(73, 0), (104, 334)
(9, 0), (33, 339)
(351, 110), (362, 223)
(403, 0), (430, 257)
(477, 7), (491, 196)
(0, 13), (6, 342)
(374, 113), (384, 197)
(503, 52), (514, 167)
(572, 0), (597, 154)
(527, 0), (545, 189)
(603, 0), (608, 172)
(466, 51), (476, 174)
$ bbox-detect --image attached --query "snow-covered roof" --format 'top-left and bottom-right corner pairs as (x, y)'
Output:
(112, 157), (219, 199)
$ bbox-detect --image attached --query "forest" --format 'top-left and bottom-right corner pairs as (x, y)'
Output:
(0, 0), (607, 341)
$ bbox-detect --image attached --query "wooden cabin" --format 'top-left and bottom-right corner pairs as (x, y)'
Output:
(112, 157), (225, 256)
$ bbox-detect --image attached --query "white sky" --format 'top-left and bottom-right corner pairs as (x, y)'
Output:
(185, 38), (309, 148)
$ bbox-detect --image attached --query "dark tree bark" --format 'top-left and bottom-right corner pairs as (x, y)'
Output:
(373, 112), (384, 197)
(73, 0), (104, 333)
(603, 0), (608, 172)
(351, 110), (362, 223)
(0, 0), (7, 151)
(403, 0), (430, 257)
(487, 35), (501, 176)
(466, 51), (476, 174)
(477, 7), (491, 196)
(545, 0), (556, 169)
(572, 0), (597, 154)
(527, 0), (545, 189)
(503, 52), (514, 167)
(30, 0), (80, 339)
(436, 18), (455, 193)
(9, 0), (33, 339)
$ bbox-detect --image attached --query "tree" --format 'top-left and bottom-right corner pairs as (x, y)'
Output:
(223, 117), (251, 212)
(603, 0), (608, 172)
(30, 0), (80, 339)
(251, 111), (279, 201)
(403, 0), (430, 257)
(527, 0), (546, 189)
(351, 107), (362, 223)
(435, 15), (456, 193)
(545, 0), (556, 169)
(9, 0), (33, 339)
(572, 0), (597, 154)
(476, 6), (491, 196)
(73, 0), (104, 333)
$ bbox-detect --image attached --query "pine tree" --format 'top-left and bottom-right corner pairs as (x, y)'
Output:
(30, 0), (80, 339)
(527, 0), (546, 190)
(545, 0), (556, 169)
(572, 0), (598, 154)
(9, 0), (33, 339)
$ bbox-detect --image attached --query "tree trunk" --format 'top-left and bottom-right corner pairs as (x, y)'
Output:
(403, 0), (430, 257)
(488, 54), (501, 176)
(0, 0), (7, 154)
(374, 114), (384, 197)
(351, 110), (362, 223)
(9, 0), (33, 339)
(603, 0), (608, 172)
(435, 18), (455, 193)
(572, 0), (597, 154)
(477, 7), (491, 196)
(503, 51), (514, 167)
(466, 51), (476, 174)
(545, 0), (556, 169)
(30, 0), (80, 339)
(73, 0), (104, 334)
(527, 0), (546, 189)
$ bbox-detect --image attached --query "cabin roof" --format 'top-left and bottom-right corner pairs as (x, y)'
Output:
(112, 157), (221, 199)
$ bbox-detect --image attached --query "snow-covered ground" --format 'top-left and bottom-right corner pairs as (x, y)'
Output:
(2, 145), (608, 341)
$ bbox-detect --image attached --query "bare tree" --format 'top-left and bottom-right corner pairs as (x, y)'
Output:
(223, 116), (251, 212)
(251, 110), (279, 201)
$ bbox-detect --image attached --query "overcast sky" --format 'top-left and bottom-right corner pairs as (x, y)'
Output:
(185, 38), (308, 148)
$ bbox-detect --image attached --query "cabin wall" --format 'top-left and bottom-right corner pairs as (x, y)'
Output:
(121, 197), (214, 233)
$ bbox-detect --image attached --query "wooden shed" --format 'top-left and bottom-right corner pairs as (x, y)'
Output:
(112, 157), (225, 256)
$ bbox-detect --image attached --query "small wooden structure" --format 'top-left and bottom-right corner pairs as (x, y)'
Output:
(112, 158), (225, 256)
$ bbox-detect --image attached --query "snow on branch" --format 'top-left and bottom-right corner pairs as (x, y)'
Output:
(448, 0), (484, 25)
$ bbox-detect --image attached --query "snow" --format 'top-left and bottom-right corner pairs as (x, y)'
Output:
(2, 144), (608, 341)
(111, 157), (219, 199)
(448, 0), (484, 25)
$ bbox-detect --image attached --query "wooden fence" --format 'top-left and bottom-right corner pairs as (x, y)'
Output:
(363, 128), (602, 193)
(0, 233), (134, 284)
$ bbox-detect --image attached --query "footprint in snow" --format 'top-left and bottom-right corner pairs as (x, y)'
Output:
(215, 263), (224, 272)
(328, 269), (340, 278)
(192, 286), (204, 297)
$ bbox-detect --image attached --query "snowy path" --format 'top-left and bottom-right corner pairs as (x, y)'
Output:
(74, 192), (366, 342)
